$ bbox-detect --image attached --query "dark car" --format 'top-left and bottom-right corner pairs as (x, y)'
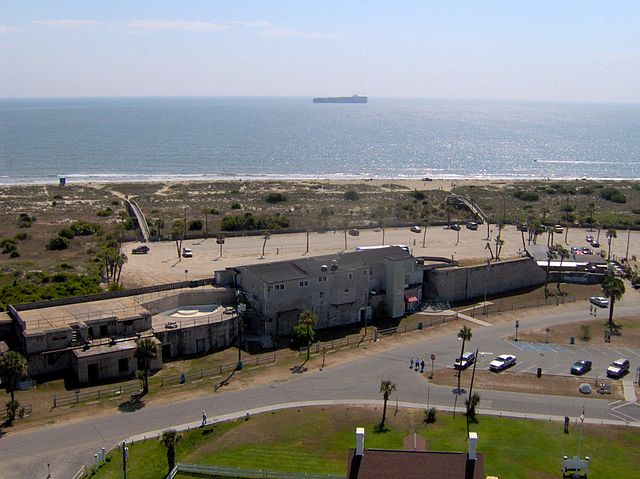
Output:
(131, 245), (149, 254)
(570, 360), (592, 375)
(591, 240), (600, 248)
(450, 223), (461, 231)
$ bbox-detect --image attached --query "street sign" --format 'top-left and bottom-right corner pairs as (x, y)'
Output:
(430, 354), (436, 361)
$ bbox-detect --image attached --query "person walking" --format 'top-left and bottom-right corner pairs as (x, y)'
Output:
(415, 358), (420, 372)
(420, 359), (425, 373)
(201, 410), (208, 427)
(410, 356), (414, 369)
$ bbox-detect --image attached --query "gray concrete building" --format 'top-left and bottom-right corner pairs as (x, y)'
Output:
(216, 246), (424, 337)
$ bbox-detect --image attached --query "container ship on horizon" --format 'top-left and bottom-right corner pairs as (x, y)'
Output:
(312, 94), (368, 104)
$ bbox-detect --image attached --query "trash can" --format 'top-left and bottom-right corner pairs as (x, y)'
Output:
(418, 322), (423, 330)
(570, 336), (575, 345)
(537, 367), (542, 378)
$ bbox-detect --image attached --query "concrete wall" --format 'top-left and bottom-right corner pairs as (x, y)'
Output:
(426, 258), (546, 303)
(155, 318), (236, 358)
(142, 289), (234, 315)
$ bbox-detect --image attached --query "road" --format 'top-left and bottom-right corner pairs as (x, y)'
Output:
(1, 298), (639, 478)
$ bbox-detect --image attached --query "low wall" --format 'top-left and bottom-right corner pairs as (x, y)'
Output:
(426, 257), (546, 303)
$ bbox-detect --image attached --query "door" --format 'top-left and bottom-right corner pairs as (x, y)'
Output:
(87, 363), (99, 383)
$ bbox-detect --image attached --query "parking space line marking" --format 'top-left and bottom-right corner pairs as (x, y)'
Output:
(620, 348), (640, 358)
(609, 400), (624, 407)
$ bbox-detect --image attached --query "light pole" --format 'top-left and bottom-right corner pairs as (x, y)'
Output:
(515, 320), (520, 341)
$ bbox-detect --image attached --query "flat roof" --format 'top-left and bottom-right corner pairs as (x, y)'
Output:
(16, 286), (216, 333)
(237, 246), (411, 284)
(526, 244), (606, 265)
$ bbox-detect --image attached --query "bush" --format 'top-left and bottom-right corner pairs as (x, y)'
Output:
(411, 190), (426, 200)
(14, 232), (29, 241)
(0, 239), (17, 254)
(424, 407), (437, 424)
(96, 207), (113, 217)
(17, 213), (34, 228)
(580, 324), (591, 341)
(344, 190), (360, 201)
(513, 190), (539, 202)
(600, 188), (626, 203)
(58, 228), (75, 240)
(71, 221), (101, 236)
(46, 236), (69, 250)
(220, 213), (290, 232)
(188, 219), (203, 231)
(208, 208), (220, 215)
(231, 202), (242, 210)
(265, 192), (287, 203)
(9, 251), (20, 258)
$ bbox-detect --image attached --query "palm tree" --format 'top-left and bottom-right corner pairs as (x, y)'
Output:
(555, 245), (569, 294)
(160, 429), (181, 473)
(0, 350), (27, 402)
(544, 246), (558, 298)
(456, 326), (472, 392)
(602, 275), (625, 333)
(296, 310), (317, 361)
(606, 228), (617, 261)
(379, 380), (396, 427)
(134, 338), (158, 394)
(260, 231), (271, 259)
(465, 392), (481, 424)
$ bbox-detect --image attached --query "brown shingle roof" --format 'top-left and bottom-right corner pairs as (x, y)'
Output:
(347, 449), (484, 479)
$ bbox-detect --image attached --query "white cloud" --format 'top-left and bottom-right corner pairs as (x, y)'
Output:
(33, 19), (100, 28)
(228, 20), (274, 28)
(124, 20), (228, 33)
(258, 27), (339, 39)
(0, 25), (19, 35)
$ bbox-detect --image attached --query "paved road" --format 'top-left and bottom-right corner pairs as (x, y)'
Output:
(1, 300), (639, 478)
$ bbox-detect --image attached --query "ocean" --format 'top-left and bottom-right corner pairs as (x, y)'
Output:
(1, 97), (639, 184)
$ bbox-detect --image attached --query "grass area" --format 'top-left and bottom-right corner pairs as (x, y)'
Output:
(89, 406), (640, 479)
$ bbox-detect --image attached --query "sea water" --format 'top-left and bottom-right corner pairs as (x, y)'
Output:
(1, 96), (639, 184)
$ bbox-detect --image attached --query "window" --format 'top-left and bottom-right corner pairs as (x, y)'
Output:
(299, 280), (309, 288)
(369, 268), (373, 276)
(319, 292), (325, 298)
(275, 284), (285, 291)
(348, 273), (353, 280)
(318, 276), (327, 282)
(118, 358), (129, 373)
(344, 289), (350, 295)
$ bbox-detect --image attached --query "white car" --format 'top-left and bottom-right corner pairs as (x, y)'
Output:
(590, 296), (609, 308)
(454, 352), (476, 370)
(489, 354), (517, 372)
(182, 247), (193, 258)
(410, 225), (422, 233)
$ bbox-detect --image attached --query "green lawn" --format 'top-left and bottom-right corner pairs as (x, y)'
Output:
(89, 406), (640, 479)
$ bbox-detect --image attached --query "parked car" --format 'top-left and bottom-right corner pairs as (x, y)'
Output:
(554, 225), (563, 234)
(410, 225), (422, 233)
(591, 240), (600, 248)
(581, 247), (592, 255)
(182, 247), (193, 258)
(450, 223), (461, 231)
(131, 245), (149, 254)
(590, 296), (609, 308)
(454, 352), (476, 370)
(570, 360), (592, 375)
(165, 321), (178, 329)
(607, 358), (630, 378)
(465, 222), (478, 230)
(586, 235), (593, 243)
(489, 354), (517, 372)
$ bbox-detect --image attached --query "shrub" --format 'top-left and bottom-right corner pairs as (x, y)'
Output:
(188, 219), (203, 231)
(600, 188), (626, 203)
(632, 209), (640, 215)
(265, 192), (287, 203)
(208, 208), (220, 215)
(71, 221), (101, 236)
(9, 251), (20, 258)
(58, 228), (75, 240)
(14, 232), (29, 241)
(513, 190), (539, 202)
(562, 204), (575, 212)
(220, 213), (289, 232)
(410, 190), (426, 200)
(96, 207), (113, 217)
(0, 239), (17, 254)
(424, 407), (437, 424)
(344, 190), (360, 201)
(17, 213), (34, 228)
(46, 236), (69, 251)
(231, 202), (242, 210)
(580, 324), (591, 341)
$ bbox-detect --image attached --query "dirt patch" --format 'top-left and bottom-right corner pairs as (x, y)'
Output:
(429, 369), (624, 400)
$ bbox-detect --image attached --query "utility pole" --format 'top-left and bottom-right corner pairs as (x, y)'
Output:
(625, 228), (630, 261)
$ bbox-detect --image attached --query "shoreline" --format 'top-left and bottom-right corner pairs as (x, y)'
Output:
(2, 174), (640, 188)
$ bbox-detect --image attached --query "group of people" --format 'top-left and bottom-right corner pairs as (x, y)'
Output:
(410, 356), (425, 373)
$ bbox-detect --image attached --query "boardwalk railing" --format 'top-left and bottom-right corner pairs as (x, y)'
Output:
(167, 463), (345, 479)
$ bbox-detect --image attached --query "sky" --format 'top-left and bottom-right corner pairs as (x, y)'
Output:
(1, 0), (639, 102)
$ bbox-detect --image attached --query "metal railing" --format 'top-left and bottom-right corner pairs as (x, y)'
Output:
(463, 295), (580, 318)
(52, 381), (141, 408)
(167, 463), (345, 479)
(160, 353), (276, 386)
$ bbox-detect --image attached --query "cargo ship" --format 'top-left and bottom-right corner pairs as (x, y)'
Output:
(313, 94), (367, 104)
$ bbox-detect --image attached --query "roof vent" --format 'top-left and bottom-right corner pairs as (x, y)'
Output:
(330, 260), (338, 271)
(321, 265), (328, 272)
